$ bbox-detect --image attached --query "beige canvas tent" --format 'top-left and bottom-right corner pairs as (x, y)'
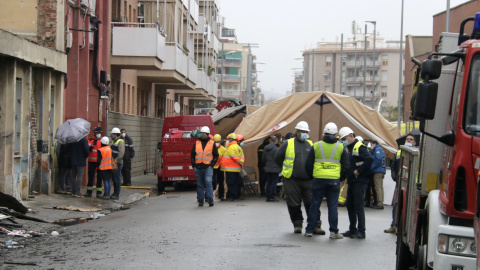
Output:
(234, 92), (402, 169)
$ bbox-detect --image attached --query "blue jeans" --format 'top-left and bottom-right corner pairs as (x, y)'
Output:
(113, 163), (123, 196)
(194, 167), (214, 202)
(103, 178), (111, 196)
(265, 172), (279, 200)
(306, 179), (341, 233)
(346, 181), (368, 233)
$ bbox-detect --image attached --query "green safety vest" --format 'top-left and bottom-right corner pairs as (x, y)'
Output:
(281, 138), (313, 178)
(313, 141), (343, 179)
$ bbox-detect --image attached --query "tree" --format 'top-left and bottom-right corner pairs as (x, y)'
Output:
(385, 105), (398, 122)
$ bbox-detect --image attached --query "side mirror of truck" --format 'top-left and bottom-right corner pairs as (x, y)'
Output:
(414, 81), (438, 120)
(421, 59), (442, 80)
(157, 142), (162, 152)
(438, 130), (455, 147)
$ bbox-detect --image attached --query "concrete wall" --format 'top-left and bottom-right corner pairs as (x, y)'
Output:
(108, 112), (164, 177)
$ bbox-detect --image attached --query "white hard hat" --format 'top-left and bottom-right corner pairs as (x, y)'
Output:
(200, 126), (210, 133)
(100, 136), (110, 145)
(367, 142), (372, 148)
(355, 136), (364, 142)
(111, 127), (121, 134)
(338, 127), (354, 140)
(324, 122), (338, 135)
(295, 121), (310, 132)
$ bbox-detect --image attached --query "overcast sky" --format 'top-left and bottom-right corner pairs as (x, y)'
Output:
(217, 0), (468, 100)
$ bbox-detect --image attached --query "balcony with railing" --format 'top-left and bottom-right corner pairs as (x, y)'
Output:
(345, 61), (381, 67)
(218, 58), (242, 67)
(217, 74), (240, 82)
(111, 23), (166, 70)
(345, 76), (380, 83)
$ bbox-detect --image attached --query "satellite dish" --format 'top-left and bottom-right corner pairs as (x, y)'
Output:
(174, 102), (181, 114)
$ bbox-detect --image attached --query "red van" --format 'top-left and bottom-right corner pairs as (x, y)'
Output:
(157, 115), (216, 193)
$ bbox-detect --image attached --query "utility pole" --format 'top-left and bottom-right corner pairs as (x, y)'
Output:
(311, 48), (315, 92)
(246, 46), (252, 105)
(354, 35), (357, 99)
(367, 21), (376, 108)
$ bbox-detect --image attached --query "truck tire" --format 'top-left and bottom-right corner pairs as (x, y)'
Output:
(157, 177), (165, 194)
(417, 245), (432, 270)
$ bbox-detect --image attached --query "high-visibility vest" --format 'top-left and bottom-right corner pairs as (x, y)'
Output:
(281, 138), (313, 178)
(88, 138), (102, 163)
(111, 138), (124, 158)
(214, 145), (226, 169)
(221, 141), (245, 172)
(313, 141), (343, 179)
(195, 140), (215, 165)
(98, 146), (113, 170)
(396, 150), (402, 159)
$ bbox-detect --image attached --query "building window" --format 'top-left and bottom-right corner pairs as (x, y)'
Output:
(325, 73), (331, 82)
(381, 70), (388, 81)
(381, 86), (387, 97)
(382, 55), (388, 66)
(326, 56), (332, 67)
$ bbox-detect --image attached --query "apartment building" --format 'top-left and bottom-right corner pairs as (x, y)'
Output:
(218, 27), (261, 105)
(300, 34), (404, 112)
(0, 0), (67, 198)
(110, 0), (220, 176)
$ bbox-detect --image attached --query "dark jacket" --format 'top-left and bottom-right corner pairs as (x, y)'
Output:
(190, 138), (219, 169)
(262, 143), (281, 173)
(371, 144), (386, 174)
(257, 141), (269, 167)
(305, 134), (349, 180)
(346, 139), (374, 184)
(58, 143), (71, 168)
(68, 138), (89, 167)
(274, 137), (312, 180)
(123, 135), (135, 160)
(391, 150), (401, 181)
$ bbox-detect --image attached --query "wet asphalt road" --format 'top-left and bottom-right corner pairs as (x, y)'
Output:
(2, 189), (396, 269)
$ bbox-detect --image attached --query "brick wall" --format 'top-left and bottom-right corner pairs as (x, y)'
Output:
(37, 0), (57, 49)
(108, 112), (164, 177)
(433, 0), (480, 49)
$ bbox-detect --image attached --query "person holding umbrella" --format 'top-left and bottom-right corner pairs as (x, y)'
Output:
(55, 118), (91, 198)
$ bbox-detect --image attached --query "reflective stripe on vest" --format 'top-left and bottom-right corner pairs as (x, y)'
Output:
(281, 138), (313, 178)
(220, 142), (244, 172)
(98, 147), (113, 170)
(195, 140), (214, 165)
(214, 145), (226, 169)
(313, 141), (343, 179)
(352, 141), (365, 156)
(396, 150), (401, 159)
(88, 138), (101, 162)
(111, 138), (124, 158)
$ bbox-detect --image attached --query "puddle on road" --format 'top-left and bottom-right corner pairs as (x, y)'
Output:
(254, 244), (301, 248)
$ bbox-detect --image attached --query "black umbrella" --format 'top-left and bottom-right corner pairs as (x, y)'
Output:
(395, 129), (421, 148)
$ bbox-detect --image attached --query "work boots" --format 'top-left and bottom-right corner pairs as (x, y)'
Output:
(313, 227), (326, 235)
(384, 226), (397, 234)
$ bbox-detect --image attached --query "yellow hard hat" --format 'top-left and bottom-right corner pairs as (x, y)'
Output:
(227, 133), (237, 140)
(213, 134), (222, 142)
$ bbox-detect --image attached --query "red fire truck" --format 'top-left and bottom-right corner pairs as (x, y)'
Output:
(156, 115), (216, 193)
(396, 15), (480, 270)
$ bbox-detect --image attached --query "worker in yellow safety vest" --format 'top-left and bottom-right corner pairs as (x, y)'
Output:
(274, 121), (325, 235)
(213, 134), (227, 201)
(220, 133), (245, 201)
(304, 123), (349, 238)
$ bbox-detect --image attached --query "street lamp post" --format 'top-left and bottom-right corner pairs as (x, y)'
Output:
(220, 40), (224, 100)
(340, 33), (343, 94)
(367, 21), (376, 108)
(397, 0), (404, 129)
(354, 35), (357, 99)
(311, 48), (315, 92)
(363, 24), (368, 104)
